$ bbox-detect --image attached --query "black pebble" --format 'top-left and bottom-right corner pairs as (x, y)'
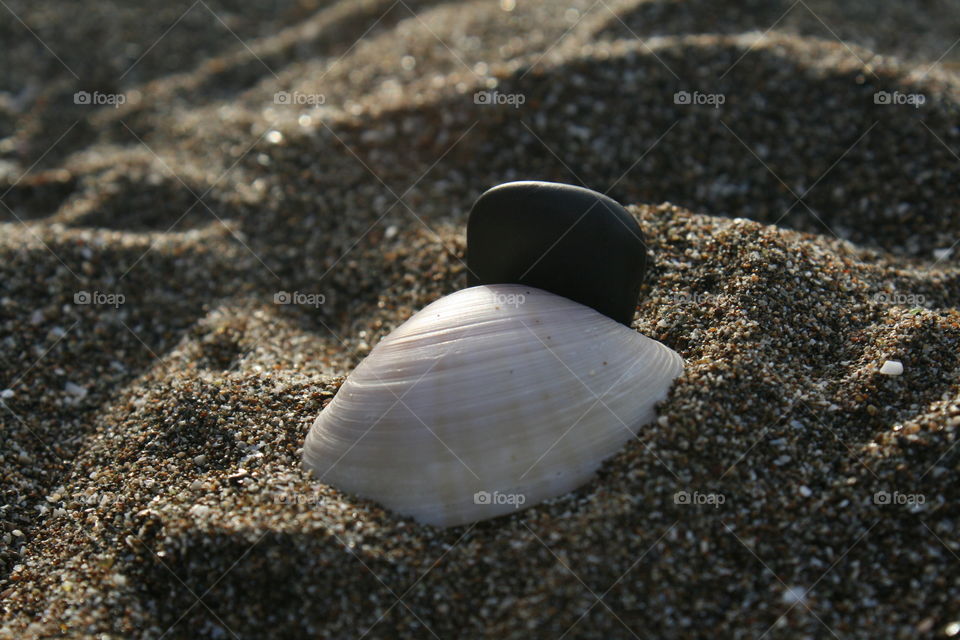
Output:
(466, 181), (647, 326)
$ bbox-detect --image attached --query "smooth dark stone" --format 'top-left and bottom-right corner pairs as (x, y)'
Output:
(466, 181), (647, 326)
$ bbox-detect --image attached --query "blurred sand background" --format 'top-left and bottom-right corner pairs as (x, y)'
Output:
(2, 0), (960, 638)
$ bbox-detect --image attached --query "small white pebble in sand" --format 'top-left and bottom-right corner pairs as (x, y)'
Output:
(0, 389), (13, 399)
(945, 622), (960, 637)
(933, 247), (953, 261)
(799, 486), (812, 497)
(781, 586), (808, 605)
(189, 504), (212, 518)
(879, 360), (903, 376)
(11, 530), (23, 538)
(64, 382), (88, 398)
(266, 130), (283, 144)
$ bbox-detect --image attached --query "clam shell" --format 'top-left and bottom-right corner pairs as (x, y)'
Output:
(303, 284), (683, 527)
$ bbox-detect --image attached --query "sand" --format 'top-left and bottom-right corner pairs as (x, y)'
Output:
(1, 0), (960, 638)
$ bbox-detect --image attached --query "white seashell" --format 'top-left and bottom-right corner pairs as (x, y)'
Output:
(303, 284), (683, 527)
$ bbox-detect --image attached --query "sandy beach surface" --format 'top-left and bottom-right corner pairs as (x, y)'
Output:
(2, 0), (960, 638)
